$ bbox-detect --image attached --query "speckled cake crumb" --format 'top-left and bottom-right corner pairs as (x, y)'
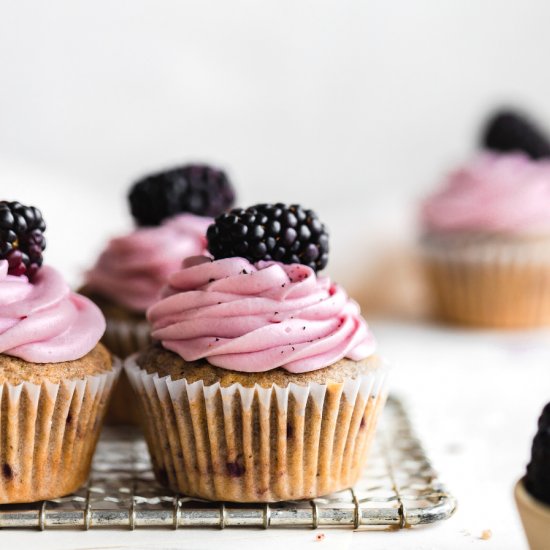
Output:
(0, 343), (112, 384)
(136, 345), (382, 388)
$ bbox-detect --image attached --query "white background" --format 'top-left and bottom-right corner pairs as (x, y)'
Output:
(3, 0), (550, 284)
(1, 2), (550, 549)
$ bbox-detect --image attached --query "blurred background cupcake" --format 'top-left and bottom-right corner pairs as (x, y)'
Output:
(420, 111), (550, 327)
(126, 203), (389, 502)
(82, 163), (236, 422)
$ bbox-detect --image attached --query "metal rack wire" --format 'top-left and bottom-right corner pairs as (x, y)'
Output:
(0, 397), (456, 530)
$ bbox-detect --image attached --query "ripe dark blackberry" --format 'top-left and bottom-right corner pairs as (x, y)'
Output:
(482, 110), (550, 159)
(128, 164), (235, 226)
(525, 402), (550, 505)
(0, 201), (46, 279)
(207, 203), (329, 272)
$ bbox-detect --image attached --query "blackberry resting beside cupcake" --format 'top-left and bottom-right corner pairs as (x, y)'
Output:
(207, 203), (329, 272)
(525, 402), (550, 505)
(129, 164), (235, 226)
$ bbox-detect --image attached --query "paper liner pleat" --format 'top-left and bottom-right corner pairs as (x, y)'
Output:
(126, 357), (388, 503)
(423, 237), (550, 327)
(0, 361), (120, 504)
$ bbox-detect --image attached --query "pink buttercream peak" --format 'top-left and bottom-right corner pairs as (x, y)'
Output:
(421, 152), (550, 234)
(148, 256), (376, 373)
(86, 213), (212, 312)
(0, 260), (105, 363)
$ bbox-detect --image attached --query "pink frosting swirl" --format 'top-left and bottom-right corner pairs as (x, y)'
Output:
(421, 153), (550, 234)
(86, 214), (212, 312)
(148, 256), (376, 373)
(0, 260), (105, 363)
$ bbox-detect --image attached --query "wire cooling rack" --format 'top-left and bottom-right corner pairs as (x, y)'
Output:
(0, 397), (456, 531)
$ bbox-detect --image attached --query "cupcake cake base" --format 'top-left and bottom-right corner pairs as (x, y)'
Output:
(423, 233), (550, 327)
(0, 344), (119, 504)
(126, 348), (388, 503)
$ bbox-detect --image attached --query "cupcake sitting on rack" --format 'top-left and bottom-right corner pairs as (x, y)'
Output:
(83, 163), (236, 423)
(126, 203), (389, 502)
(0, 200), (118, 504)
(421, 110), (550, 327)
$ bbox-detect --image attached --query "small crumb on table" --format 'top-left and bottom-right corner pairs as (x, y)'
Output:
(315, 533), (326, 542)
(480, 529), (492, 540)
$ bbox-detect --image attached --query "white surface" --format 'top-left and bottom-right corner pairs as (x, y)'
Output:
(2, 321), (548, 549)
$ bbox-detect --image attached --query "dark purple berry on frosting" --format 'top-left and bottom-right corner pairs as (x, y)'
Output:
(525, 402), (550, 505)
(482, 110), (550, 160)
(128, 163), (236, 226)
(0, 201), (46, 279)
(207, 203), (329, 271)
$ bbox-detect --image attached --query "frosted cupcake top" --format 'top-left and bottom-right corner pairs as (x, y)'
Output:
(86, 163), (236, 313)
(148, 256), (375, 373)
(85, 214), (212, 312)
(0, 260), (105, 363)
(421, 153), (550, 234)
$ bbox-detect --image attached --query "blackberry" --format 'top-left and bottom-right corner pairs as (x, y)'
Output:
(128, 163), (235, 226)
(207, 203), (329, 272)
(0, 201), (46, 279)
(482, 110), (550, 159)
(525, 402), (550, 505)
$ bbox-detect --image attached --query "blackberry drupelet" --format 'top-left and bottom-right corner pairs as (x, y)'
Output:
(483, 110), (550, 160)
(207, 203), (329, 272)
(525, 402), (550, 505)
(0, 201), (46, 279)
(128, 164), (235, 226)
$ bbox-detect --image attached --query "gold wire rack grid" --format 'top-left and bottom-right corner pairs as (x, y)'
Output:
(0, 396), (456, 530)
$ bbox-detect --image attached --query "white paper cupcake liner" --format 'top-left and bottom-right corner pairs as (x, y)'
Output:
(422, 234), (550, 326)
(125, 355), (389, 503)
(0, 359), (120, 504)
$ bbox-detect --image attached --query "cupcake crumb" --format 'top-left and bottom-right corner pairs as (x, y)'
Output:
(314, 533), (325, 542)
(480, 529), (492, 540)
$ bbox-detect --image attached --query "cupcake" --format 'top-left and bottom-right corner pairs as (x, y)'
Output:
(421, 111), (550, 327)
(83, 163), (235, 423)
(515, 402), (550, 550)
(0, 200), (117, 504)
(126, 203), (389, 503)
(84, 163), (236, 357)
